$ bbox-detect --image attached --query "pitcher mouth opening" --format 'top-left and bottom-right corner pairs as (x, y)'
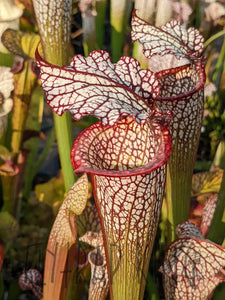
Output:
(155, 58), (206, 101)
(71, 117), (171, 177)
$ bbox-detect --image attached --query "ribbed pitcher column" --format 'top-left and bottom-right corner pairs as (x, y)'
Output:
(130, 11), (206, 243)
(71, 116), (171, 300)
(91, 169), (165, 300)
(154, 60), (206, 242)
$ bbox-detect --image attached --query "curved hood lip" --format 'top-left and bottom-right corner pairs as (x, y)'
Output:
(155, 59), (206, 102)
(71, 118), (172, 177)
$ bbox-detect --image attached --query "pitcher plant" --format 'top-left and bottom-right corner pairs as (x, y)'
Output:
(36, 48), (172, 299)
(131, 10), (206, 241)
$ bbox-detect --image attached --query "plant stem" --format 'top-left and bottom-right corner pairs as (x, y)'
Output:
(166, 141), (194, 242)
(53, 113), (75, 191)
(14, 150), (28, 219)
(1, 175), (15, 214)
(82, 12), (98, 56)
(206, 165), (225, 244)
(155, 0), (172, 27)
(11, 61), (37, 154)
(43, 45), (75, 192)
(211, 140), (225, 170)
(212, 36), (225, 86)
(110, 0), (132, 62)
(23, 128), (56, 200)
(95, 0), (107, 49)
(132, 0), (156, 68)
(146, 273), (160, 300)
(204, 30), (225, 49)
(33, 0), (75, 192)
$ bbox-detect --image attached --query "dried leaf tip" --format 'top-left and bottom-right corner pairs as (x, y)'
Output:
(49, 174), (89, 247)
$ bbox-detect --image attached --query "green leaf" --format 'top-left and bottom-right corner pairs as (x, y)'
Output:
(191, 169), (223, 197)
(35, 173), (65, 213)
(1, 29), (40, 58)
(7, 279), (22, 300)
(0, 145), (11, 161)
(24, 85), (44, 133)
(0, 211), (18, 243)
(11, 60), (38, 153)
(0, 52), (14, 67)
